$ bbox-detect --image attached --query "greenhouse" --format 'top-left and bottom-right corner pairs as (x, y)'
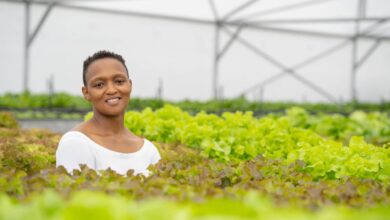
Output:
(0, 0), (389, 219)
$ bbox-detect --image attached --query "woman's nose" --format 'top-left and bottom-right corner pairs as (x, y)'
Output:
(106, 82), (118, 94)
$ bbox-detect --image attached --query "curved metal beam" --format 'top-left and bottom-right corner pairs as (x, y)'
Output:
(232, 0), (335, 23)
(221, 0), (259, 22)
(221, 26), (338, 103)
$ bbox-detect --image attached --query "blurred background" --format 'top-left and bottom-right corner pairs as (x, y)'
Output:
(1, 0), (389, 103)
(1, 0), (390, 133)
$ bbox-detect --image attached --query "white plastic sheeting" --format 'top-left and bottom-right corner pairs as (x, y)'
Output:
(0, 0), (389, 102)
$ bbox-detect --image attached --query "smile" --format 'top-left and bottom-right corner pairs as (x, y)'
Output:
(105, 97), (122, 105)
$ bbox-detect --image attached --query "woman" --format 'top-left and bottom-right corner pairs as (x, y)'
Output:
(56, 50), (161, 176)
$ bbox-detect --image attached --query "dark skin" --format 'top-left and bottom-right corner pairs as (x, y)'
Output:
(73, 57), (144, 153)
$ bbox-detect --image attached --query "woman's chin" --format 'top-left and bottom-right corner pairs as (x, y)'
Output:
(98, 109), (126, 117)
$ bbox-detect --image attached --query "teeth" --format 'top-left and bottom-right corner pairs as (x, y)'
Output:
(107, 98), (120, 104)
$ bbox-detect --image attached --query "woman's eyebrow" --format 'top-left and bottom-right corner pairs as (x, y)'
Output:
(89, 76), (106, 82)
(89, 73), (127, 82)
(113, 73), (127, 78)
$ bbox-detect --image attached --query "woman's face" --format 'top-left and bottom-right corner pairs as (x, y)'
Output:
(82, 58), (131, 117)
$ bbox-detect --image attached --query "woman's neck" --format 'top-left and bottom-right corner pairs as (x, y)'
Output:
(90, 112), (126, 135)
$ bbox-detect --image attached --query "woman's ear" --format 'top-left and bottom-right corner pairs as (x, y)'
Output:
(82, 86), (91, 101)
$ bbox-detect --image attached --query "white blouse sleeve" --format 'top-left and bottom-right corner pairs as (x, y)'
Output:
(56, 135), (95, 173)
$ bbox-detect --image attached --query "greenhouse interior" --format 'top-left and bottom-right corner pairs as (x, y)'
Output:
(0, 0), (389, 219)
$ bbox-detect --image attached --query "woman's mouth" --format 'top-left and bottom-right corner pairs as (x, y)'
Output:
(105, 97), (121, 105)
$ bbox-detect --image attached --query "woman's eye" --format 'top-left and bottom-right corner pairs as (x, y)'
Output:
(116, 80), (125, 84)
(94, 82), (104, 88)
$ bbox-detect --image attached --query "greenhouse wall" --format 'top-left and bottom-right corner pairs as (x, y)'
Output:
(0, 1), (389, 102)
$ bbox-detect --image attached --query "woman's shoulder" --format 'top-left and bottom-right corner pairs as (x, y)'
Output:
(58, 131), (95, 152)
(60, 130), (89, 142)
(142, 138), (157, 150)
(56, 132), (96, 173)
(60, 121), (93, 141)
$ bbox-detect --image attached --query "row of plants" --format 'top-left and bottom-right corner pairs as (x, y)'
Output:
(0, 128), (389, 219)
(102, 105), (390, 181)
(1, 189), (389, 220)
(0, 92), (89, 109)
(2, 135), (387, 209)
(284, 107), (390, 145)
(3, 104), (390, 181)
(0, 109), (389, 219)
(1, 92), (390, 116)
(14, 111), (84, 120)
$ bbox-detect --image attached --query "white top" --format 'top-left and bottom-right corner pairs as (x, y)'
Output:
(56, 131), (161, 176)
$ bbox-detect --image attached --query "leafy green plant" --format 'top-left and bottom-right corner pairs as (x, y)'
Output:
(285, 107), (390, 145)
(1, 108), (389, 219)
(2, 92), (390, 114)
(0, 112), (18, 129)
(85, 105), (390, 181)
(0, 188), (389, 220)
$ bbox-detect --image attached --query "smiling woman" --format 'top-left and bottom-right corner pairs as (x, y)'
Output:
(56, 50), (161, 176)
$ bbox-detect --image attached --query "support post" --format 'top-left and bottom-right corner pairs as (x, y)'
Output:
(213, 23), (220, 99)
(21, 0), (54, 93)
(351, 0), (365, 102)
(23, 0), (30, 92)
(209, 0), (220, 99)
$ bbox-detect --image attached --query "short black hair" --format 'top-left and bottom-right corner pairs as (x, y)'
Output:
(83, 50), (129, 86)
